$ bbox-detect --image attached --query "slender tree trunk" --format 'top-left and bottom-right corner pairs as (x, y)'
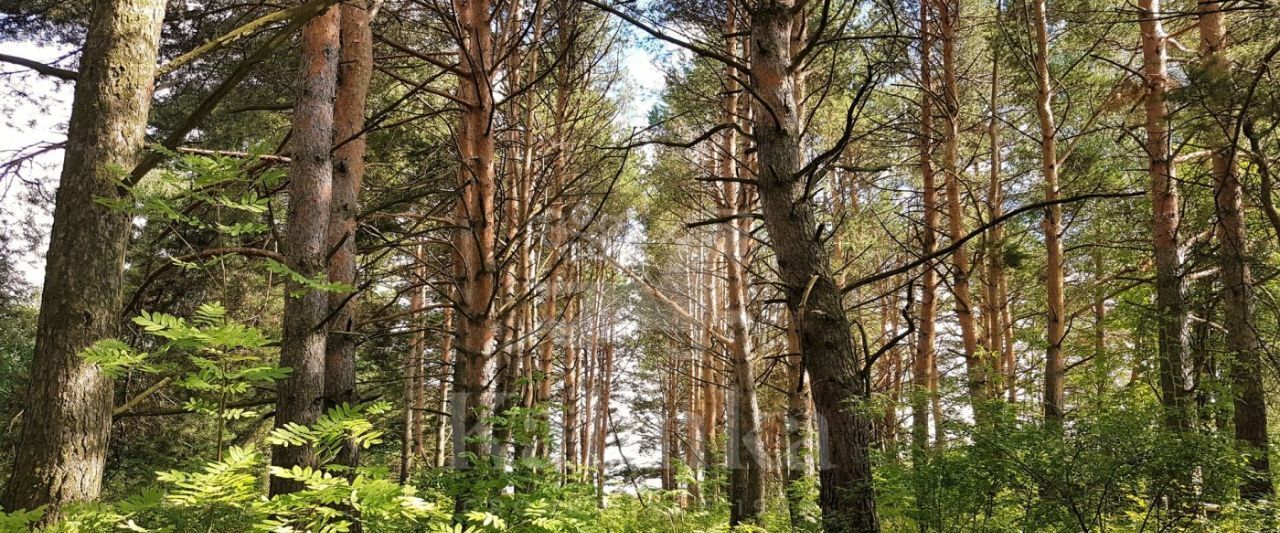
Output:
(435, 306), (455, 468)
(596, 339), (613, 507)
(403, 267), (426, 482)
(721, 4), (766, 520)
(325, 0), (374, 471)
(936, 0), (985, 409)
(912, 0), (938, 455)
(1138, 0), (1193, 435)
(661, 342), (678, 491)
(701, 239), (722, 498)
(984, 4), (1006, 400)
(784, 309), (813, 528)
(1000, 274), (1015, 402)
(1030, 0), (1067, 427)
(271, 4), (341, 496)
(685, 252), (704, 504)
(3, 0), (166, 515)
(563, 260), (581, 477)
(580, 268), (605, 472)
(912, 3), (939, 525)
(751, 2), (879, 530)
(1197, 0), (1273, 500)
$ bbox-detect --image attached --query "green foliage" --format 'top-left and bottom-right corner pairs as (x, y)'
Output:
(79, 339), (153, 378)
(22, 411), (447, 532)
(264, 259), (356, 296)
(267, 401), (392, 464)
(876, 391), (1280, 532)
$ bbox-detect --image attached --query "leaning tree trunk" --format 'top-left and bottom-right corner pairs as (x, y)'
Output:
(1197, 0), (1273, 500)
(3, 0), (166, 516)
(272, 3), (341, 496)
(325, 0), (374, 471)
(750, 1), (879, 530)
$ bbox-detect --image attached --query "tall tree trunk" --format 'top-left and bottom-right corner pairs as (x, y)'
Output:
(685, 251), (704, 504)
(1000, 274), (1015, 402)
(402, 265), (426, 482)
(435, 306), (455, 468)
(722, 3), (766, 520)
(450, 0), (499, 480)
(661, 341), (678, 491)
(1197, 0), (1273, 500)
(595, 339), (613, 507)
(751, 2), (879, 530)
(701, 238), (722, 499)
(912, 0), (937, 454)
(326, 0), (374, 471)
(563, 259), (581, 477)
(912, 2), (939, 524)
(580, 268), (604, 472)
(271, 4), (341, 496)
(936, 0), (985, 409)
(1030, 0), (1067, 427)
(3, 0), (166, 515)
(1138, 0), (1193, 435)
(984, 3), (1006, 401)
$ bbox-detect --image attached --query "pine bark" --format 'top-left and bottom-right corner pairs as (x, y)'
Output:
(436, 305), (455, 468)
(3, 0), (166, 515)
(912, 0), (938, 461)
(750, 1), (879, 530)
(1030, 0), (1067, 427)
(450, 0), (500, 476)
(721, 4), (765, 521)
(402, 271), (426, 482)
(326, 0), (374, 471)
(784, 310), (812, 528)
(1197, 0), (1273, 500)
(1138, 0), (1194, 434)
(271, 3), (341, 496)
(595, 340), (613, 507)
(935, 0), (985, 408)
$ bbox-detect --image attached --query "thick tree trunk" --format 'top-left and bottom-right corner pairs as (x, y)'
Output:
(271, 4), (341, 496)
(750, 2), (879, 530)
(3, 0), (166, 515)
(1197, 1), (1273, 500)
(325, 0), (374, 471)
(1138, 0), (1193, 434)
(1030, 0), (1067, 427)
(450, 0), (499, 479)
